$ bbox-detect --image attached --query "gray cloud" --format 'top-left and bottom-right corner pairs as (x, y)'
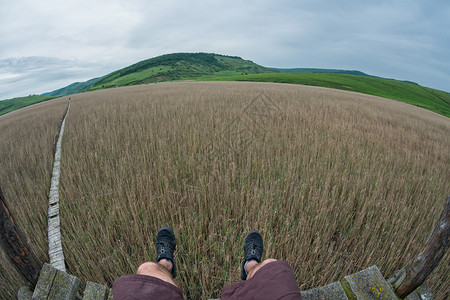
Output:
(0, 57), (115, 99)
(1, 0), (449, 100)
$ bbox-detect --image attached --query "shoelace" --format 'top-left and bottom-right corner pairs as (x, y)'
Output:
(158, 242), (169, 254)
(247, 244), (259, 256)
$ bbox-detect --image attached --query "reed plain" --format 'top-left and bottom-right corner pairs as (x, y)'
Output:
(0, 82), (449, 299)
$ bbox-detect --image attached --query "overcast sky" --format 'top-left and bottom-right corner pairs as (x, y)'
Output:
(1, 0), (449, 100)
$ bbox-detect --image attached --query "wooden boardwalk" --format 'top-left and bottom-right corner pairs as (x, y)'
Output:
(48, 99), (70, 272)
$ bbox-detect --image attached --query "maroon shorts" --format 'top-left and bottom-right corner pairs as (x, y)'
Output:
(112, 274), (183, 300)
(221, 261), (302, 300)
(112, 261), (301, 300)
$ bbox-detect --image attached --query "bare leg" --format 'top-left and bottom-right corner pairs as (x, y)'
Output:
(136, 259), (178, 287)
(245, 258), (277, 279)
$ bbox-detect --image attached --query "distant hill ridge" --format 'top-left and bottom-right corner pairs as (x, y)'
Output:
(43, 77), (103, 97)
(48, 53), (412, 96)
(271, 67), (372, 77)
(270, 68), (419, 85)
(86, 52), (273, 91)
(1, 52), (449, 117)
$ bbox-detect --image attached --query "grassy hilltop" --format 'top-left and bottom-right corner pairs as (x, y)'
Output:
(85, 53), (273, 91)
(0, 82), (448, 299)
(2, 52), (449, 118)
(1, 53), (272, 116)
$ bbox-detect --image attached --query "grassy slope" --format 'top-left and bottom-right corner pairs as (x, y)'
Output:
(0, 95), (56, 116)
(270, 67), (373, 77)
(86, 53), (273, 91)
(44, 77), (103, 97)
(210, 73), (450, 117)
(1, 53), (272, 115)
(2, 53), (449, 118)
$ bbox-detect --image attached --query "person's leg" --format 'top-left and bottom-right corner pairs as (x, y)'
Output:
(221, 231), (302, 299)
(112, 227), (184, 300)
(136, 259), (178, 287)
(245, 258), (278, 279)
(136, 226), (178, 286)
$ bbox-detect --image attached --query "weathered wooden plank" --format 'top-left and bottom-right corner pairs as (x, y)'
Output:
(48, 204), (60, 218)
(107, 288), (113, 300)
(415, 282), (433, 300)
(47, 100), (70, 272)
(32, 263), (57, 299)
(0, 187), (42, 286)
(48, 267), (80, 300)
(82, 282), (109, 300)
(32, 263), (80, 300)
(395, 195), (449, 298)
(301, 281), (349, 300)
(341, 265), (397, 299)
(18, 286), (33, 300)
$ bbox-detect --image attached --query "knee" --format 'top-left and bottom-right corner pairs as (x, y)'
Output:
(247, 258), (278, 279)
(136, 262), (159, 275)
(260, 258), (277, 266)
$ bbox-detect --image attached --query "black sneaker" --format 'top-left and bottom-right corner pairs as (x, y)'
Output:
(241, 230), (264, 280)
(155, 227), (177, 278)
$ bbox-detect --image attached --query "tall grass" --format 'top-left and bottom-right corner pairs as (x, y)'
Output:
(211, 73), (450, 117)
(0, 99), (68, 299)
(1, 82), (449, 299)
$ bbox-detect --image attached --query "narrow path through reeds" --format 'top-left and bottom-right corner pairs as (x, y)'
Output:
(47, 99), (70, 272)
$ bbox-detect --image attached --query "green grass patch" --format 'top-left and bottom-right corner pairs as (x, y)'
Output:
(88, 66), (175, 90)
(209, 73), (450, 117)
(0, 95), (56, 116)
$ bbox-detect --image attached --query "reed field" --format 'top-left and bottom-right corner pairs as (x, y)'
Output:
(0, 99), (68, 298)
(0, 82), (449, 299)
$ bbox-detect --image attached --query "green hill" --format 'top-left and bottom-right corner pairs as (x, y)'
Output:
(270, 67), (373, 77)
(270, 68), (420, 86)
(86, 53), (273, 91)
(211, 73), (450, 117)
(0, 95), (56, 116)
(44, 77), (103, 97)
(1, 53), (449, 118)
